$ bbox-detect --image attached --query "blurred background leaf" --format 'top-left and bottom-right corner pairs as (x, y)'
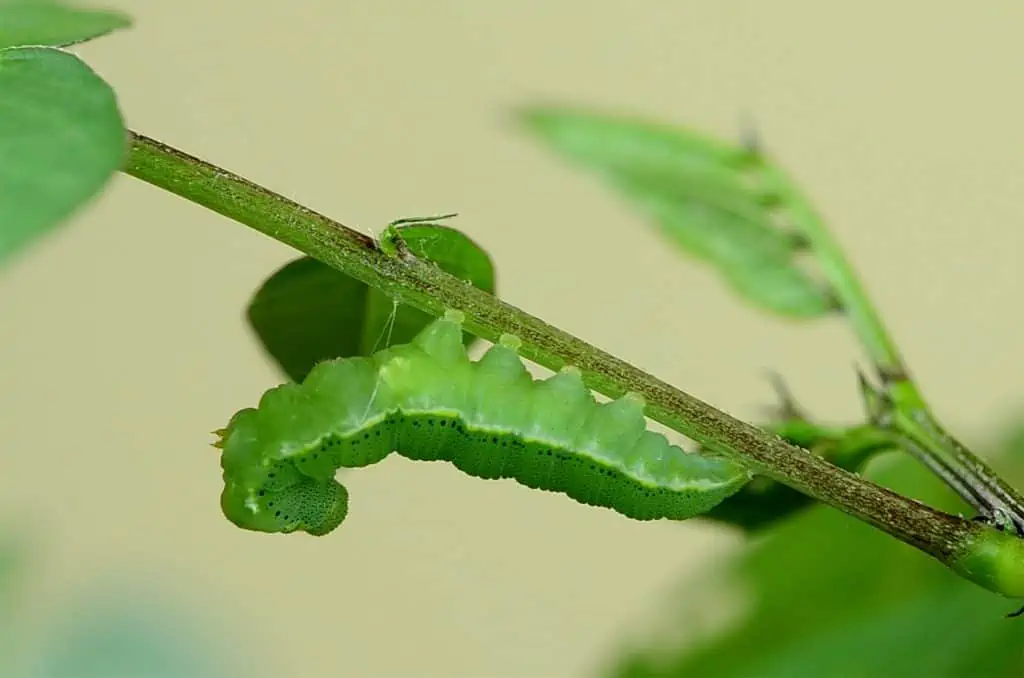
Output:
(606, 420), (1024, 678)
(0, 530), (247, 678)
(0, 532), (25, 675)
(26, 595), (238, 678)
(0, 534), (19, 613)
(518, 107), (835, 319)
(247, 223), (496, 382)
(0, 46), (125, 267)
(0, 0), (131, 49)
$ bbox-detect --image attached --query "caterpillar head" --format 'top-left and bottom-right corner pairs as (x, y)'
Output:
(220, 476), (349, 536)
(215, 407), (350, 536)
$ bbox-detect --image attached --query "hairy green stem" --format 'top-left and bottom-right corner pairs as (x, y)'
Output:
(122, 130), (1024, 598)
(765, 167), (1024, 534)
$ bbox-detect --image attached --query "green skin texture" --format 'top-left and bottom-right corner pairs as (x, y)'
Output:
(217, 311), (752, 535)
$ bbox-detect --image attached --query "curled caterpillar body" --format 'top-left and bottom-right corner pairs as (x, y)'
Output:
(216, 311), (752, 535)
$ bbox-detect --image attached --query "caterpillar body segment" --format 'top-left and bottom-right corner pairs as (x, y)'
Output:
(216, 312), (752, 535)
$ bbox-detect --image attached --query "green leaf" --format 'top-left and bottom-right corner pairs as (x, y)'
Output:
(246, 257), (369, 383)
(519, 107), (834, 318)
(0, 46), (126, 266)
(607, 425), (1024, 678)
(247, 223), (496, 382)
(633, 190), (833, 317)
(0, 1), (131, 49)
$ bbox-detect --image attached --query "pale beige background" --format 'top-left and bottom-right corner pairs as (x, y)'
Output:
(2, 2), (1024, 677)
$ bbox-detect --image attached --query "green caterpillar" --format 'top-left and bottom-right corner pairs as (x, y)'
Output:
(215, 310), (752, 535)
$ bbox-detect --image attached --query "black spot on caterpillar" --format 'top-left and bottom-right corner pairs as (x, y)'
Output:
(215, 311), (752, 535)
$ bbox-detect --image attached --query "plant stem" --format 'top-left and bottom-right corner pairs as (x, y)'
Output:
(765, 166), (1024, 534)
(888, 401), (1024, 533)
(122, 130), (1024, 598)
